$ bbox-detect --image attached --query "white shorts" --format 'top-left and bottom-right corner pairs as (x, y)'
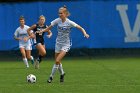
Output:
(55, 43), (71, 53)
(19, 44), (32, 50)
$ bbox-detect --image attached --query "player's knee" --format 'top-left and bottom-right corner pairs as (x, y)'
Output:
(44, 51), (46, 56)
(22, 55), (26, 58)
(55, 59), (60, 65)
(42, 51), (46, 56)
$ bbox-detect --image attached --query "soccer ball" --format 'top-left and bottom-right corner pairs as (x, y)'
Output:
(27, 74), (36, 83)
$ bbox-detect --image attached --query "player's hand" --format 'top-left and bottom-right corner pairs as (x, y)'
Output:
(84, 33), (90, 39)
(30, 33), (35, 38)
(35, 31), (40, 34)
(23, 37), (29, 42)
(46, 34), (52, 38)
(18, 38), (22, 40)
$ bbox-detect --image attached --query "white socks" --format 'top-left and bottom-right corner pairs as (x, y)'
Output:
(22, 56), (34, 68)
(50, 64), (59, 77)
(23, 58), (29, 68)
(50, 63), (65, 77)
(30, 56), (34, 60)
(58, 63), (65, 75)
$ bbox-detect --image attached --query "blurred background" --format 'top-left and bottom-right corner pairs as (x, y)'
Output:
(0, 0), (140, 60)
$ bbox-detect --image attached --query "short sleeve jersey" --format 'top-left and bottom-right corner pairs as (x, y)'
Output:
(51, 18), (78, 45)
(14, 25), (32, 46)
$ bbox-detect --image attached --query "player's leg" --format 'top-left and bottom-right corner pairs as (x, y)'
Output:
(49, 53), (60, 77)
(47, 53), (59, 83)
(55, 51), (66, 74)
(47, 44), (60, 83)
(55, 53), (64, 75)
(57, 45), (70, 82)
(20, 47), (29, 68)
(36, 43), (46, 63)
(34, 43), (46, 69)
(48, 51), (66, 83)
(55, 51), (66, 82)
(26, 50), (34, 64)
(25, 45), (34, 64)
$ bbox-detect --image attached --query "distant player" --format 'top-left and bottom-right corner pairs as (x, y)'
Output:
(40, 5), (89, 83)
(27, 15), (52, 69)
(14, 16), (34, 68)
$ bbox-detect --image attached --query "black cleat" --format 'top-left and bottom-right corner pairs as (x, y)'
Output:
(47, 77), (53, 83)
(60, 73), (65, 83)
(38, 59), (42, 63)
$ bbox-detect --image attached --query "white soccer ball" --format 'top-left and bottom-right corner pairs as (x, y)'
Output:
(27, 74), (36, 83)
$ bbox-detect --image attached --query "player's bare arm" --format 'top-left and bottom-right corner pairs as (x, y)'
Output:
(23, 36), (31, 42)
(76, 25), (90, 39)
(27, 24), (36, 38)
(41, 25), (53, 33)
(14, 35), (22, 40)
(46, 25), (53, 38)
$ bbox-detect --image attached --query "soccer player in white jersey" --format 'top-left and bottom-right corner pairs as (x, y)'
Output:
(14, 16), (34, 68)
(41, 5), (89, 83)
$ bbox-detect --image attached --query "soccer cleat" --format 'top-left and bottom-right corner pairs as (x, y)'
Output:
(31, 59), (34, 65)
(39, 59), (42, 63)
(60, 73), (65, 83)
(37, 57), (42, 63)
(47, 77), (53, 83)
(34, 59), (39, 69)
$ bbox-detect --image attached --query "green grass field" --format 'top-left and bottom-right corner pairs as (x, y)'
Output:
(0, 57), (140, 93)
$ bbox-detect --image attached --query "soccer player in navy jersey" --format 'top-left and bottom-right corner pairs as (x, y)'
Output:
(27, 15), (52, 69)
